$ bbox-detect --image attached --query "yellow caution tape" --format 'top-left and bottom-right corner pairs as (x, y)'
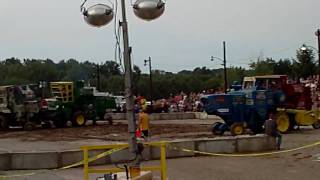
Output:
(0, 147), (126, 179)
(168, 140), (320, 157)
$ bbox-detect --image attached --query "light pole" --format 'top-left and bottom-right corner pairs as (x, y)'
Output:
(211, 41), (228, 93)
(80, 0), (165, 171)
(96, 64), (101, 91)
(315, 29), (320, 74)
(144, 57), (153, 106)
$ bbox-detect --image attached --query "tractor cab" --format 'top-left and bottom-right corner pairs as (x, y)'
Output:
(242, 75), (287, 91)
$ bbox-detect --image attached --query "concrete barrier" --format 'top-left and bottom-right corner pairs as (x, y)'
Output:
(151, 140), (195, 159)
(197, 137), (236, 154)
(11, 152), (59, 170)
(0, 153), (11, 170)
(0, 135), (276, 170)
(236, 135), (276, 152)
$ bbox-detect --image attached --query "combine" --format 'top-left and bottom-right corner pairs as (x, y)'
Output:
(201, 75), (320, 135)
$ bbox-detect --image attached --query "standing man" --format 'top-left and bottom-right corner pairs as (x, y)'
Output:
(265, 114), (282, 150)
(138, 108), (150, 140)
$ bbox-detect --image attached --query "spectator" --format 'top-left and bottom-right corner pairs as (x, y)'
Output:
(138, 109), (150, 140)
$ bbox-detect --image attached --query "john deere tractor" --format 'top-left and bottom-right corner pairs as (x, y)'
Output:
(50, 81), (116, 127)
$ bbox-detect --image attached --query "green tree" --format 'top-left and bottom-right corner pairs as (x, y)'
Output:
(295, 47), (316, 78)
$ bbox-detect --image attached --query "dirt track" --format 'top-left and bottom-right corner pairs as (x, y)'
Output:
(0, 120), (213, 142)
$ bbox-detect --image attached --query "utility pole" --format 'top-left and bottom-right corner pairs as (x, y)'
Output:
(223, 41), (228, 93)
(144, 57), (153, 106)
(96, 64), (101, 91)
(316, 29), (320, 75)
(120, 0), (139, 165)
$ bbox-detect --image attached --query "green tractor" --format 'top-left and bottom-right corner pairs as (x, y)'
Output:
(50, 81), (116, 127)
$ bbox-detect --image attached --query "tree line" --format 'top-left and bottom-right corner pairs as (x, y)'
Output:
(0, 46), (317, 99)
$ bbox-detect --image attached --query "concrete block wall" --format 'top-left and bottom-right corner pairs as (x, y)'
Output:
(11, 152), (58, 170)
(197, 138), (236, 154)
(0, 135), (276, 170)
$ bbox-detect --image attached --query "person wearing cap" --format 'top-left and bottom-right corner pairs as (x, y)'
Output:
(138, 108), (150, 140)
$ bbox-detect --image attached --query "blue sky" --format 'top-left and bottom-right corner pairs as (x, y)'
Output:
(0, 0), (319, 73)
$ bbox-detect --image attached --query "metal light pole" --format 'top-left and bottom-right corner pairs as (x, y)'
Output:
(211, 41), (228, 93)
(96, 64), (101, 91)
(144, 57), (153, 106)
(119, 0), (139, 163)
(315, 29), (320, 75)
(223, 41), (227, 93)
(80, 0), (166, 170)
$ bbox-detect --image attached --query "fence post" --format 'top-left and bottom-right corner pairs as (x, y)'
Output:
(83, 148), (89, 180)
(160, 143), (167, 180)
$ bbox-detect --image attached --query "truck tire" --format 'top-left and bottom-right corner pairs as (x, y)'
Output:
(23, 121), (35, 131)
(312, 121), (320, 129)
(0, 115), (9, 130)
(230, 123), (244, 136)
(72, 111), (87, 127)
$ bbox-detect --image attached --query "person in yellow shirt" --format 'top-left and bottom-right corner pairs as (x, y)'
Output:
(138, 109), (150, 140)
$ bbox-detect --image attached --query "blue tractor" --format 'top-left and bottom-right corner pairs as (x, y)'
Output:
(201, 89), (275, 135)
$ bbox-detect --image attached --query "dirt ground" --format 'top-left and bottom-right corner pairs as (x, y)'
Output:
(0, 120), (214, 142)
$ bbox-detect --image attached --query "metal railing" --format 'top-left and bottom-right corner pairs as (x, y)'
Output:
(81, 141), (167, 180)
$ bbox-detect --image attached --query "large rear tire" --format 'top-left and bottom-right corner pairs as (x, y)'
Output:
(0, 115), (9, 130)
(211, 122), (225, 135)
(72, 111), (87, 127)
(276, 112), (290, 133)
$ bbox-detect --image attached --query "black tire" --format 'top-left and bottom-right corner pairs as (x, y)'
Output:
(42, 122), (52, 129)
(0, 115), (9, 130)
(211, 122), (225, 135)
(104, 113), (113, 125)
(312, 121), (320, 129)
(72, 111), (87, 127)
(23, 121), (35, 131)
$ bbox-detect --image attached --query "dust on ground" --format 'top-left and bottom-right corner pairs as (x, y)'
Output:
(0, 121), (213, 142)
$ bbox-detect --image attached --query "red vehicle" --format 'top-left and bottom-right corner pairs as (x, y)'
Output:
(242, 75), (319, 132)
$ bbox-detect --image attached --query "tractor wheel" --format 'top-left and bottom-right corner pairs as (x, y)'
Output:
(211, 122), (224, 135)
(276, 113), (290, 133)
(72, 111), (87, 127)
(312, 121), (320, 129)
(230, 123), (244, 136)
(0, 115), (9, 130)
(23, 121), (35, 131)
(42, 122), (52, 129)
